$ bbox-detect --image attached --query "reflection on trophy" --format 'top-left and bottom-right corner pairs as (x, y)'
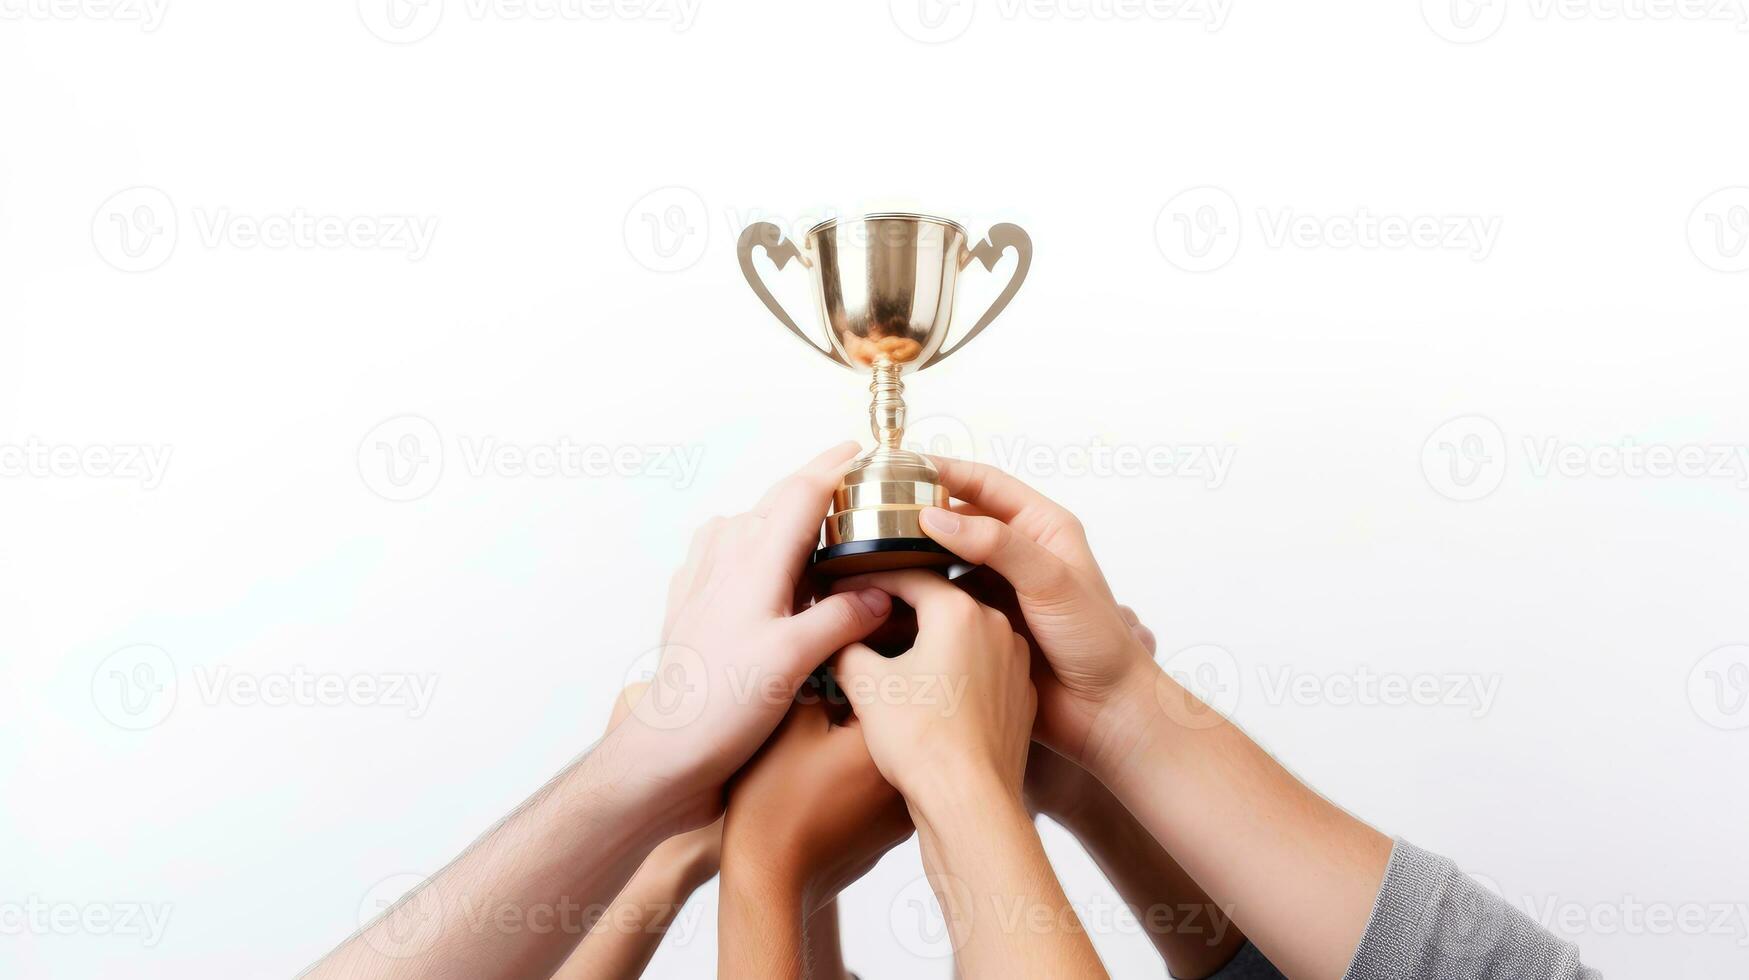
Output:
(737, 213), (1033, 576)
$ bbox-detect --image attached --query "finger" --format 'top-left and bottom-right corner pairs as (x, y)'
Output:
(775, 588), (893, 670)
(754, 442), (859, 518)
(830, 568), (982, 622)
(753, 442), (861, 559)
(1131, 623), (1158, 656)
(1116, 605), (1140, 628)
(913, 508), (1079, 600)
(928, 455), (1074, 528)
(665, 516), (729, 634)
(607, 682), (651, 730)
(829, 641), (890, 709)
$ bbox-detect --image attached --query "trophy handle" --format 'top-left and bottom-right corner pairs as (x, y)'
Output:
(923, 222), (1032, 370)
(736, 222), (843, 367)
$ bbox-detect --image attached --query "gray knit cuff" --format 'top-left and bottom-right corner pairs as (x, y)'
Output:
(1203, 939), (1288, 979)
(1342, 838), (1598, 980)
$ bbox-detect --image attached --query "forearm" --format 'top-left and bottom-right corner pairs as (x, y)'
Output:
(1052, 789), (1247, 978)
(307, 735), (680, 980)
(718, 861), (808, 980)
(802, 899), (851, 980)
(549, 849), (710, 980)
(1089, 666), (1390, 980)
(910, 768), (1107, 979)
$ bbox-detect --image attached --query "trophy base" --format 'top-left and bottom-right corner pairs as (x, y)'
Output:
(811, 447), (956, 578)
(811, 537), (957, 577)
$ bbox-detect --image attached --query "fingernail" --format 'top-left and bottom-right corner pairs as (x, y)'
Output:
(854, 588), (892, 618)
(920, 507), (960, 535)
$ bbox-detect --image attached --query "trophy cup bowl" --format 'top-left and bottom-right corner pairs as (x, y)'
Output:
(737, 212), (1032, 576)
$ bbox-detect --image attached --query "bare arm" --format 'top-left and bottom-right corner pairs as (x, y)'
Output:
(717, 696), (912, 980)
(305, 736), (684, 980)
(910, 457), (1390, 980)
(833, 570), (1107, 980)
(1086, 674), (1389, 980)
(305, 445), (896, 980)
(1026, 744), (1249, 979)
(909, 764), (1107, 977)
(550, 687), (723, 980)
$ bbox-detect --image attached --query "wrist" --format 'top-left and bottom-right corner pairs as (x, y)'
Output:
(903, 758), (1025, 838)
(643, 840), (717, 898)
(589, 725), (722, 844)
(1079, 659), (1176, 785)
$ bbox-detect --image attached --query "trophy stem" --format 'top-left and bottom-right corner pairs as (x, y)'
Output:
(867, 361), (906, 453)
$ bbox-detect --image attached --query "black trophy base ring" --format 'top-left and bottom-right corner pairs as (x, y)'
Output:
(811, 537), (958, 578)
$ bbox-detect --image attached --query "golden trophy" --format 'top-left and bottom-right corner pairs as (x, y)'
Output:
(737, 213), (1032, 576)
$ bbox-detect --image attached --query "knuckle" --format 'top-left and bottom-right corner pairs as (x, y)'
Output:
(826, 595), (867, 631)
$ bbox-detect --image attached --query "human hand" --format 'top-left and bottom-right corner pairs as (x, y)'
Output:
(719, 692), (913, 913)
(833, 573), (1105, 979)
(830, 570), (1036, 808)
(1012, 599), (1155, 821)
(604, 444), (895, 836)
(605, 684), (722, 889)
(857, 458), (1162, 776)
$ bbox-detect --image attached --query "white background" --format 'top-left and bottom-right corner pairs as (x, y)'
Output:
(3, 1), (1748, 977)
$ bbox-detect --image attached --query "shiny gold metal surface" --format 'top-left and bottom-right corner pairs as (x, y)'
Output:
(736, 212), (1032, 574)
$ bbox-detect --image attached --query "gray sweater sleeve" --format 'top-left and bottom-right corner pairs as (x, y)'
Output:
(1206, 838), (1598, 980)
(1341, 838), (1600, 980)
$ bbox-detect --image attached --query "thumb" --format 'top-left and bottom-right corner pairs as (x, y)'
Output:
(917, 507), (1075, 599)
(829, 641), (891, 711)
(777, 588), (893, 670)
